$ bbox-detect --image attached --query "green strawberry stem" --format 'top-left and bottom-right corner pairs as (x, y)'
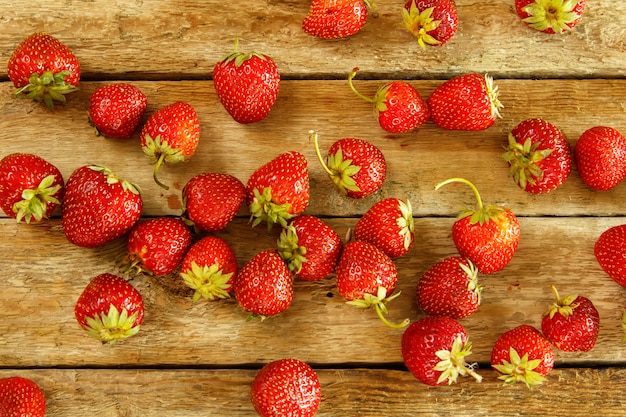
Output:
(12, 174), (61, 223)
(435, 177), (504, 224)
(493, 347), (547, 388)
(348, 67), (375, 104)
(522, 0), (582, 33)
(277, 225), (307, 274)
(346, 286), (410, 329)
(15, 70), (78, 110)
(310, 130), (361, 195)
(544, 284), (578, 319)
(152, 152), (170, 190)
(142, 134), (188, 191)
(348, 68), (390, 113)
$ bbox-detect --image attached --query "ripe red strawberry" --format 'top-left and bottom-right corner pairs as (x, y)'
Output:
(62, 165), (142, 248)
(181, 172), (245, 233)
(213, 39), (280, 124)
(354, 197), (415, 258)
(491, 324), (555, 388)
(123, 217), (193, 276)
(348, 67), (430, 134)
(503, 118), (572, 194)
(277, 215), (343, 281)
(401, 316), (482, 386)
(436, 177), (520, 274)
(89, 83), (147, 139)
(416, 256), (482, 319)
(0, 153), (64, 223)
(233, 249), (294, 320)
(574, 126), (626, 191)
(0, 376), (46, 417)
(427, 73), (503, 131)
(594, 223), (626, 287)
(246, 151), (309, 230)
(7, 32), (80, 109)
(140, 101), (200, 190)
(402, 0), (459, 48)
(541, 285), (599, 352)
(251, 358), (321, 417)
(180, 236), (238, 302)
(515, 0), (586, 34)
(302, 0), (371, 39)
(336, 240), (409, 328)
(312, 131), (386, 199)
(74, 273), (144, 344)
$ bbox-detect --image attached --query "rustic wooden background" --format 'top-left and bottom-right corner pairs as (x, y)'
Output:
(1, 0), (626, 415)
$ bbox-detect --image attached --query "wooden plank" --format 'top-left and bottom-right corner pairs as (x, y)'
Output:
(1, 216), (624, 368)
(2, 367), (625, 416)
(1, 79), (626, 219)
(0, 1), (625, 80)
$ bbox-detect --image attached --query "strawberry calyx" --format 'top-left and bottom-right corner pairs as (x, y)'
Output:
(460, 259), (483, 304)
(543, 284), (579, 319)
(219, 37), (268, 67)
(402, 4), (442, 48)
(12, 174), (61, 223)
(14, 70), (79, 110)
(83, 304), (141, 344)
(397, 199), (415, 252)
(87, 165), (142, 195)
(522, 0), (582, 33)
(311, 130), (361, 196)
(435, 177), (507, 225)
(493, 347), (547, 388)
(142, 134), (187, 190)
(277, 224), (308, 274)
(249, 187), (293, 230)
(502, 134), (553, 189)
(434, 335), (483, 384)
(346, 286), (410, 329)
(484, 74), (504, 120)
(180, 262), (233, 302)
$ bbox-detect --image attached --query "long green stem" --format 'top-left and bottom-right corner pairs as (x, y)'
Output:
(435, 177), (483, 210)
(348, 67), (376, 104)
(310, 130), (334, 177)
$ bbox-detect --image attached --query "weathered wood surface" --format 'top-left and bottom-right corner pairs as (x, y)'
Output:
(2, 0), (626, 415)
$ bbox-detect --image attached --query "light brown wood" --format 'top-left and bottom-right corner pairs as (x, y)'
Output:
(2, 0), (626, 415)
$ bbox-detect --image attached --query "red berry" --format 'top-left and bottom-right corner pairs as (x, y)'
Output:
(302, 0), (371, 39)
(575, 126), (626, 191)
(594, 223), (626, 287)
(402, 0), (459, 48)
(89, 83), (147, 139)
(0, 376), (46, 417)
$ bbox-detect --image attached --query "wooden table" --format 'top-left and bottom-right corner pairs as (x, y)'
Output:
(2, 1), (626, 415)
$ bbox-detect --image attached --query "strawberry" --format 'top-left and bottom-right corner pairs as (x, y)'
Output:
(233, 249), (294, 320)
(7, 32), (80, 109)
(402, 0), (459, 48)
(251, 358), (321, 417)
(74, 273), (144, 344)
(502, 118), (572, 194)
(312, 131), (386, 199)
(336, 240), (409, 328)
(416, 256), (482, 319)
(213, 39), (280, 124)
(302, 0), (371, 39)
(594, 223), (626, 287)
(427, 73), (503, 131)
(277, 215), (343, 281)
(180, 236), (238, 302)
(246, 151), (309, 230)
(435, 177), (520, 274)
(89, 83), (148, 139)
(541, 285), (599, 352)
(140, 101), (201, 190)
(0, 153), (64, 223)
(353, 197), (415, 258)
(181, 172), (245, 233)
(515, 0), (586, 34)
(347, 67), (430, 134)
(123, 217), (193, 276)
(574, 126), (626, 191)
(62, 165), (142, 248)
(401, 316), (482, 386)
(491, 324), (555, 388)
(0, 376), (46, 417)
